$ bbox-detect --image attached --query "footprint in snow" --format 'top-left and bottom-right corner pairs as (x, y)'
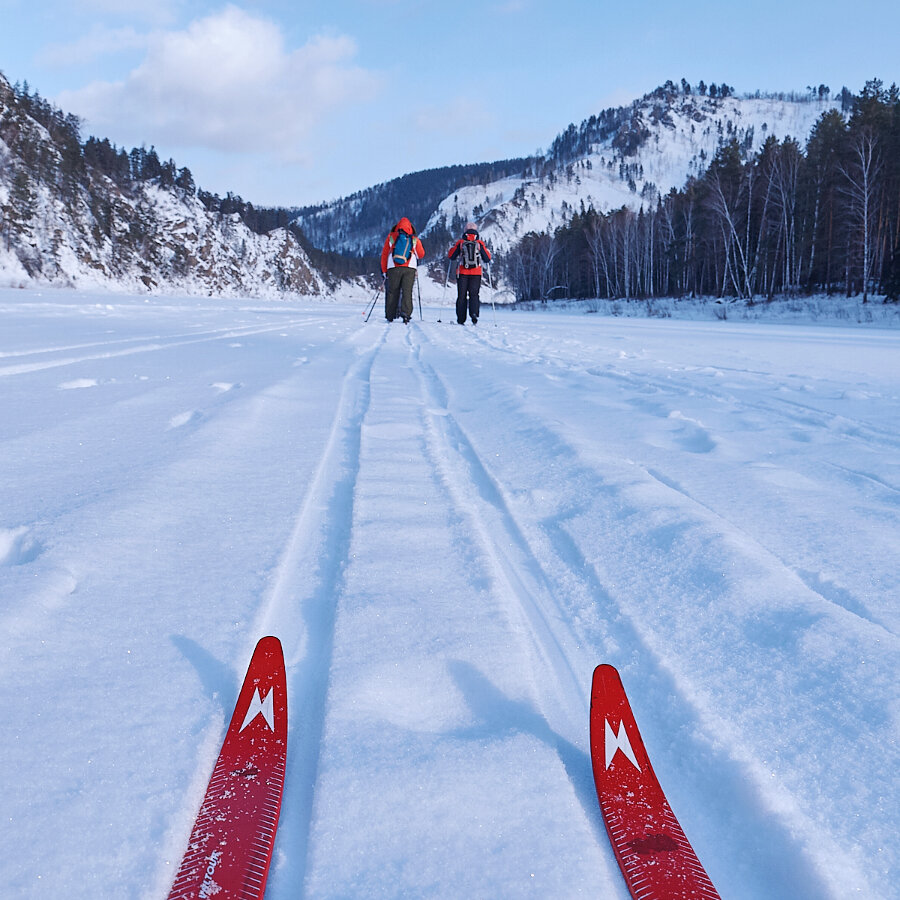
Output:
(168, 410), (203, 430)
(669, 410), (717, 454)
(0, 526), (44, 566)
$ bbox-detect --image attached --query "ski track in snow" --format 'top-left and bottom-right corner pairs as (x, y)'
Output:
(410, 334), (610, 843)
(0, 316), (334, 378)
(1, 294), (898, 900)
(414, 325), (840, 898)
(247, 330), (382, 893)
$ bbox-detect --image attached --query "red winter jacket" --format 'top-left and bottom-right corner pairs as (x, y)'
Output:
(381, 217), (425, 273)
(448, 230), (492, 276)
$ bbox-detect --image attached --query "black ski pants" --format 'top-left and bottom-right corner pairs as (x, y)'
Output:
(386, 266), (416, 321)
(456, 273), (481, 324)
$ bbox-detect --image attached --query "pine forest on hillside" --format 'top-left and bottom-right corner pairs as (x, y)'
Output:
(503, 80), (900, 304)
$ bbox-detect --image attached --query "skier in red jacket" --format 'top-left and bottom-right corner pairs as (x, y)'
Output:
(448, 223), (492, 325)
(380, 217), (425, 323)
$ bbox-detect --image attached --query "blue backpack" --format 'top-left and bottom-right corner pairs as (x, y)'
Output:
(392, 231), (415, 266)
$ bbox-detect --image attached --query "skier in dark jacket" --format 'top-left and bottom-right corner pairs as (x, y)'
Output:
(448, 223), (492, 325)
(380, 217), (425, 323)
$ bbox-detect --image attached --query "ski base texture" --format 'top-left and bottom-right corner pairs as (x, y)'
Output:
(590, 664), (720, 900)
(168, 636), (288, 900)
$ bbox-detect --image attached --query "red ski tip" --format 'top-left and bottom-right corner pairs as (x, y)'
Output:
(590, 664), (720, 900)
(168, 636), (288, 900)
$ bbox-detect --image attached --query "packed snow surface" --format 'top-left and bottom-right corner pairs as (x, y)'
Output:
(1, 289), (898, 899)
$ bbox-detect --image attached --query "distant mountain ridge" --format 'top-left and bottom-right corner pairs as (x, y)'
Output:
(293, 83), (844, 258)
(294, 158), (537, 258)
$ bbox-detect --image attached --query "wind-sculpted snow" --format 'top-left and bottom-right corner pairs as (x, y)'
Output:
(0, 289), (897, 899)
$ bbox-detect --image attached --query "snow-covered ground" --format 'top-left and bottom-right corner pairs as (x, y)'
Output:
(1, 288), (898, 899)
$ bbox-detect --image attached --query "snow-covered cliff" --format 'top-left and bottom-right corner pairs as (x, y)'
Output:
(0, 72), (329, 298)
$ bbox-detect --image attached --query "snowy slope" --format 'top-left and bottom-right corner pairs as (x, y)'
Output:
(1, 288), (898, 899)
(0, 164), (330, 298)
(288, 88), (840, 259)
(0, 71), (334, 299)
(429, 93), (839, 253)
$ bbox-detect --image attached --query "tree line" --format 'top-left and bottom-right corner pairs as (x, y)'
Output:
(503, 80), (900, 303)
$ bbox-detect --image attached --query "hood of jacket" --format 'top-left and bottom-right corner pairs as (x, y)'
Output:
(395, 217), (414, 235)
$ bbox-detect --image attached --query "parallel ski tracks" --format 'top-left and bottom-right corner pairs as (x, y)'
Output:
(413, 323), (845, 899)
(409, 334), (591, 733)
(0, 316), (334, 378)
(468, 324), (900, 454)
(241, 326), (385, 895)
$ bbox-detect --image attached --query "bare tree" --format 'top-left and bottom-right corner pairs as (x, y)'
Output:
(770, 139), (802, 293)
(840, 128), (882, 301)
(584, 214), (611, 297)
(707, 170), (752, 298)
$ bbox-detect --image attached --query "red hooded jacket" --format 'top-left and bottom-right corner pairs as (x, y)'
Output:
(381, 218), (425, 273)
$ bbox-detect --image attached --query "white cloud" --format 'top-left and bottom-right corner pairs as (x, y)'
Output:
(57, 5), (381, 155)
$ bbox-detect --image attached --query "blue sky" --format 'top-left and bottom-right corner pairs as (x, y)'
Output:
(1, 0), (898, 208)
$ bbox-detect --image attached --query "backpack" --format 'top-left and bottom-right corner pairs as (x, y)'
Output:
(460, 238), (481, 269)
(392, 231), (415, 266)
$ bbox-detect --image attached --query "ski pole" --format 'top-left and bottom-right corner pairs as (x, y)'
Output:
(416, 270), (423, 321)
(364, 278), (381, 322)
(486, 264), (497, 327)
(364, 290), (378, 322)
(438, 258), (451, 322)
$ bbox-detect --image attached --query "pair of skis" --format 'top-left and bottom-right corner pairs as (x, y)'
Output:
(167, 643), (718, 899)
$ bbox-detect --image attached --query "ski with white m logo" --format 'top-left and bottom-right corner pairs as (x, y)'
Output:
(168, 636), (287, 900)
(590, 664), (720, 900)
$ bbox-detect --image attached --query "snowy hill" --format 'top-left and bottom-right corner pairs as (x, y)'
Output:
(293, 158), (535, 259)
(292, 85), (841, 259)
(0, 72), (330, 299)
(427, 89), (841, 253)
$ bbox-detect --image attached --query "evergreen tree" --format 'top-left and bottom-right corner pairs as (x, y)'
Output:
(883, 240), (900, 301)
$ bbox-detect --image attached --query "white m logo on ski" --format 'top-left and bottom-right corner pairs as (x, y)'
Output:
(240, 687), (275, 732)
(604, 718), (641, 771)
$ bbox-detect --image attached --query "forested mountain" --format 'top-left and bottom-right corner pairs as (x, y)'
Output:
(290, 79), (887, 305)
(499, 80), (900, 303)
(292, 158), (537, 258)
(0, 71), (328, 297)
